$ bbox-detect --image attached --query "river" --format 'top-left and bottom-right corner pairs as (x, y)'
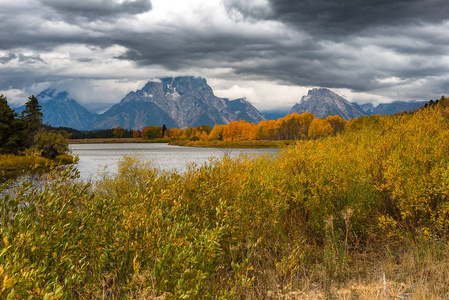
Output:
(69, 143), (281, 181)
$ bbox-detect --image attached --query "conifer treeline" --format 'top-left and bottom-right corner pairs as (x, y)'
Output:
(0, 94), (68, 158)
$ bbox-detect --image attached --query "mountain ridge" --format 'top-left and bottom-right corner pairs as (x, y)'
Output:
(290, 88), (366, 120)
(93, 76), (265, 129)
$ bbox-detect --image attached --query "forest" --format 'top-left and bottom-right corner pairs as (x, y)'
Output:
(1, 96), (449, 298)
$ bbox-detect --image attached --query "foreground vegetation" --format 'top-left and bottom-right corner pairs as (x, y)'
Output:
(2, 102), (449, 299)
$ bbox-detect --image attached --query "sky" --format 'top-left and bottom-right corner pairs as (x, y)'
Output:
(1, 0), (448, 113)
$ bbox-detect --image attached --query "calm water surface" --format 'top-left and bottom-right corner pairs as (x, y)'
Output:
(70, 143), (280, 181)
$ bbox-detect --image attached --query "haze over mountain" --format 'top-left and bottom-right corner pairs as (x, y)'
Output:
(290, 88), (365, 120)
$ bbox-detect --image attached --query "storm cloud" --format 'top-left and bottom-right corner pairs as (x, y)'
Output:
(0, 0), (448, 111)
(233, 0), (449, 37)
(40, 0), (152, 22)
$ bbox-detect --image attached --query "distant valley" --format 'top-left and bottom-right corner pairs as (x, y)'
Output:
(14, 76), (430, 130)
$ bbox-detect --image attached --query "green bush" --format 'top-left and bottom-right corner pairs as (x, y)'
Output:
(34, 130), (69, 159)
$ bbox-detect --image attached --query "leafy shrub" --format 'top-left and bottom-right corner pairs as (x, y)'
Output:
(34, 130), (69, 159)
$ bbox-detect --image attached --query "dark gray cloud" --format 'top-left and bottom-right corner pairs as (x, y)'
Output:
(250, 0), (449, 37)
(112, 20), (448, 96)
(40, 0), (152, 22)
(18, 54), (44, 63)
(0, 53), (16, 64)
(218, 0), (449, 97)
(114, 28), (289, 70)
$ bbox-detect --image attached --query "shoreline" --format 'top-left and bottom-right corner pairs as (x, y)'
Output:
(69, 138), (296, 148)
(68, 137), (170, 144)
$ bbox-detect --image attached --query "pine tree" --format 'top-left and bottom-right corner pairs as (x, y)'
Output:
(0, 95), (25, 154)
(162, 124), (167, 137)
(21, 95), (43, 147)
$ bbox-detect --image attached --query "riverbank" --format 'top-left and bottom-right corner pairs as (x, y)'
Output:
(169, 139), (296, 148)
(69, 137), (295, 148)
(0, 154), (74, 182)
(68, 137), (170, 144)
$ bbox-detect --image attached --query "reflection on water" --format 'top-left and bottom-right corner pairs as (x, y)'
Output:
(69, 143), (280, 182)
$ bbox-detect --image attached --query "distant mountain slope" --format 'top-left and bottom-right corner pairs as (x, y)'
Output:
(359, 103), (375, 115)
(291, 88), (365, 120)
(92, 99), (178, 130)
(15, 89), (96, 130)
(95, 76), (265, 129)
(369, 101), (428, 115)
(260, 110), (289, 121)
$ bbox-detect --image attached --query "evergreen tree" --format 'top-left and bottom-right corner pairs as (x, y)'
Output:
(162, 124), (167, 137)
(0, 95), (25, 154)
(21, 95), (43, 147)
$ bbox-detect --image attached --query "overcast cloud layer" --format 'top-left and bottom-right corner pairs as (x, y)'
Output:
(0, 0), (448, 112)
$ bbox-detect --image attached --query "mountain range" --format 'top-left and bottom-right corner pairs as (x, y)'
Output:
(14, 76), (430, 130)
(16, 76), (265, 130)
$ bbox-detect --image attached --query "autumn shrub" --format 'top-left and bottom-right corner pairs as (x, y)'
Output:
(277, 107), (449, 246)
(34, 129), (69, 159)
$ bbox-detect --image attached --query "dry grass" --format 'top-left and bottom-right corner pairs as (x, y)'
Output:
(235, 241), (449, 300)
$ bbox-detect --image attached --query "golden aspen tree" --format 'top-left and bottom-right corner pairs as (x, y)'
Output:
(308, 118), (333, 139)
(208, 124), (226, 141)
(326, 115), (346, 136)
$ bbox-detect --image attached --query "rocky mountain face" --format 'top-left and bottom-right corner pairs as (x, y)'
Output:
(15, 89), (96, 130)
(95, 76), (265, 129)
(92, 100), (178, 130)
(290, 88), (366, 120)
(360, 100), (428, 115)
